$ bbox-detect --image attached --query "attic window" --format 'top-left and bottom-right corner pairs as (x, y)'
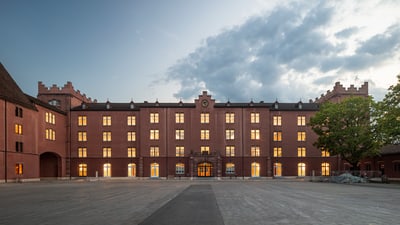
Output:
(48, 99), (60, 107)
(106, 101), (111, 109)
(130, 101), (135, 109)
(274, 100), (279, 109)
(81, 103), (87, 109)
(298, 101), (303, 109)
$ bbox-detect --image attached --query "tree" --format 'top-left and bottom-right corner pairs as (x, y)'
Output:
(375, 75), (400, 145)
(309, 96), (380, 169)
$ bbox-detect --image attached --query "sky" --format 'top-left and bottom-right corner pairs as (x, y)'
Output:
(0, 0), (399, 103)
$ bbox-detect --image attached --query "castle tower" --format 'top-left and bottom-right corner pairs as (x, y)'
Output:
(314, 82), (369, 103)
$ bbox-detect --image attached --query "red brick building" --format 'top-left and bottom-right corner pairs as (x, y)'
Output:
(1, 62), (398, 182)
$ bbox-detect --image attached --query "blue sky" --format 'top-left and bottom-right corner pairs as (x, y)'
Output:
(1, 0), (399, 103)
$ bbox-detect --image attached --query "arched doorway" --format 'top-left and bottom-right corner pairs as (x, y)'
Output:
(198, 162), (213, 177)
(40, 152), (60, 178)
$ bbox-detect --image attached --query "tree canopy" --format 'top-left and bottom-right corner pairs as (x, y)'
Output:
(309, 96), (380, 169)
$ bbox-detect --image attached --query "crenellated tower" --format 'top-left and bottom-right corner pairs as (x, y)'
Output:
(314, 82), (368, 103)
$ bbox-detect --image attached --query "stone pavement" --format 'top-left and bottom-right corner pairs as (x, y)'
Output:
(0, 179), (399, 225)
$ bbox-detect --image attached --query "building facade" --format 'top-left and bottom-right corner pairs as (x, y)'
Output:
(1, 63), (398, 182)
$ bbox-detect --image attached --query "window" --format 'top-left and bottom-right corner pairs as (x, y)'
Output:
(128, 163), (136, 177)
(200, 130), (210, 140)
(150, 163), (159, 177)
(250, 112), (259, 123)
(150, 130), (159, 140)
(45, 112), (56, 124)
(48, 99), (60, 107)
(176, 146), (184, 157)
(251, 162), (260, 177)
(15, 124), (23, 135)
(322, 163), (330, 176)
(225, 146), (235, 157)
(226, 163), (235, 175)
(127, 132), (136, 141)
(273, 131), (282, 141)
(274, 163), (282, 176)
(175, 113), (184, 123)
(150, 146), (160, 157)
(15, 107), (23, 118)
(297, 147), (306, 157)
(175, 129), (184, 140)
(251, 129), (260, 140)
(78, 116), (87, 126)
(102, 116), (111, 126)
(226, 129), (235, 140)
(297, 116), (306, 126)
(15, 142), (23, 152)
(225, 113), (234, 123)
(127, 116), (136, 126)
(103, 131), (112, 142)
(201, 146), (210, 155)
(176, 163), (185, 175)
(200, 113), (209, 124)
(321, 150), (330, 157)
(298, 163), (306, 176)
(78, 131), (87, 142)
(78, 164), (87, 177)
(45, 128), (56, 141)
(103, 163), (111, 177)
(251, 146), (260, 157)
(78, 147), (87, 158)
(297, 131), (306, 141)
(103, 147), (112, 158)
(15, 163), (23, 175)
(150, 113), (159, 123)
(128, 147), (136, 158)
(273, 115), (282, 126)
(273, 147), (282, 157)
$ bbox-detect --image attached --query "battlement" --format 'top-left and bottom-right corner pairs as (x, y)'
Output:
(314, 81), (368, 103)
(38, 81), (96, 103)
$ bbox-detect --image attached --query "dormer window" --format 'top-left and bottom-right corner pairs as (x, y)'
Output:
(130, 101), (135, 109)
(48, 99), (60, 107)
(298, 101), (303, 109)
(81, 103), (87, 109)
(106, 101), (111, 109)
(274, 100), (279, 109)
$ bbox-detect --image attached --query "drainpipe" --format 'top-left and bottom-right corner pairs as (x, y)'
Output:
(4, 100), (7, 183)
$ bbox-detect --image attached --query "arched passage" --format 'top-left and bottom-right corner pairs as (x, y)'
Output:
(40, 152), (61, 178)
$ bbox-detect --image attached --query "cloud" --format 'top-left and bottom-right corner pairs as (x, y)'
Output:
(163, 1), (400, 102)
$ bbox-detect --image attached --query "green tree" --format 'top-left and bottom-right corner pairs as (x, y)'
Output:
(310, 96), (380, 169)
(375, 75), (400, 145)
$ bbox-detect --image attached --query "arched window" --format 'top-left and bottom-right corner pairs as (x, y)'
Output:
(298, 163), (306, 177)
(176, 163), (185, 175)
(150, 163), (159, 178)
(251, 162), (260, 177)
(274, 163), (282, 176)
(321, 163), (330, 176)
(103, 163), (111, 177)
(226, 163), (235, 175)
(128, 163), (136, 177)
(78, 164), (87, 177)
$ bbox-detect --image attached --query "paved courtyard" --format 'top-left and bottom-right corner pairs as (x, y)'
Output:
(0, 179), (399, 225)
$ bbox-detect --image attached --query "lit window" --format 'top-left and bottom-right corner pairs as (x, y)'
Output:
(201, 146), (210, 155)
(103, 131), (112, 142)
(103, 163), (111, 177)
(251, 129), (260, 140)
(200, 113), (209, 124)
(15, 124), (23, 135)
(297, 132), (306, 141)
(150, 130), (159, 140)
(251, 146), (260, 157)
(176, 146), (184, 157)
(103, 116), (111, 126)
(250, 112), (260, 123)
(298, 163), (306, 176)
(78, 131), (87, 142)
(150, 163), (159, 177)
(251, 162), (260, 177)
(128, 163), (136, 177)
(226, 163), (235, 175)
(78, 164), (87, 177)
(45, 128), (56, 141)
(150, 146), (160, 157)
(127, 132), (136, 141)
(175, 113), (184, 123)
(150, 113), (159, 123)
(45, 112), (56, 124)
(225, 113), (234, 123)
(226, 129), (235, 140)
(128, 147), (136, 158)
(175, 129), (184, 140)
(298, 147), (306, 157)
(78, 116), (87, 126)
(273, 131), (282, 141)
(273, 147), (282, 157)
(297, 116), (306, 126)
(200, 130), (210, 140)
(225, 146), (235, 157)
(103, 147), (112, 158)
(273, 115), (282, 126)
(322, 163), (330, 176)
(176, 163), (185, 175)
(78, 147), (87, 158)
(322, 150), (330, 157)
(127, 116), (136, 126)
(15, 163), (23, 175)
(274, 163), (282, 176)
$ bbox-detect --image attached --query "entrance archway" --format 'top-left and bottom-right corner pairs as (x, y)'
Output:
(40, 152), (60, 178)
(198, 162), (213, 177)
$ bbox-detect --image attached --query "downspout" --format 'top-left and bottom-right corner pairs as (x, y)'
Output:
(4, 100), (7, 183)
(69, 97), (72, 180)
(241, 107), (244, 179)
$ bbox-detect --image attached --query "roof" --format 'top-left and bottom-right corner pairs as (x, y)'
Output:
(26, 95), (66, 115)
(0, 63), (37, 110)
(380, 145), (400, 155)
